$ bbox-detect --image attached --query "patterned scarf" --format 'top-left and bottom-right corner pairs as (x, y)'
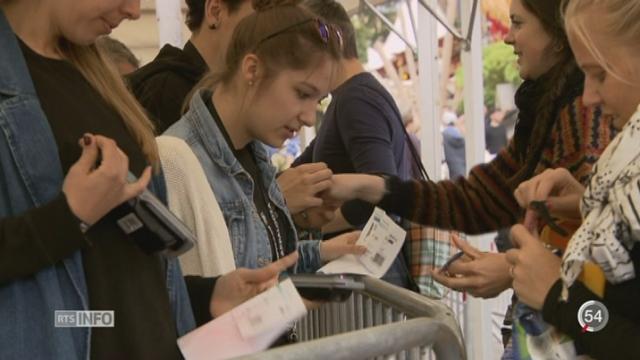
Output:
(561, 106), (640, 300)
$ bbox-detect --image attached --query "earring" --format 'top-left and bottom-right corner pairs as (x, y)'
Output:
(248, 80), (254, 86)
(553, 43), (564, 52)
(208, 20), (220, 30)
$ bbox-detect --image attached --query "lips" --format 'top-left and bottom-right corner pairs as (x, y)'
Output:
(283, 126), (299, 139)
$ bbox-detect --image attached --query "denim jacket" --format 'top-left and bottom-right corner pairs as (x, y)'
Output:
(165, 90), (322, 273)
(0, 11), (194, 359)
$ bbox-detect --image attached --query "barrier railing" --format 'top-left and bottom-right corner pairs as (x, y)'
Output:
(236, 276), (466, 360)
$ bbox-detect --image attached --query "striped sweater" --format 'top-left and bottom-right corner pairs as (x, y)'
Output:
(379, 95), (617, 234)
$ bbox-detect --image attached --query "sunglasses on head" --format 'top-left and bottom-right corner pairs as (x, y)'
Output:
(256, 18), (343, 50)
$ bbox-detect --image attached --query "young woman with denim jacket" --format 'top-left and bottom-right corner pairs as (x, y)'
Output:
(165, 2), (366, 275)
(0, 0), (298, 358)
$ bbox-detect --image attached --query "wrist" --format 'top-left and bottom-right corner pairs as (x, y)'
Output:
(356, 175), (386, 204)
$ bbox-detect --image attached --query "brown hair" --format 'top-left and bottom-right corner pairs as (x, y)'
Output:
(60, 40), (158, 165)
(510, 0), (580, 182)
(303, 0), (358, 59)
(191, 1), (342, 100)
(185, 0), (251, 32)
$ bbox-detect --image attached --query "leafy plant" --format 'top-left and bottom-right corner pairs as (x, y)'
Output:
(455, 41), (521, 110)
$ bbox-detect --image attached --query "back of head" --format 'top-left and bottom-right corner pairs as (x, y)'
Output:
(563, 0), (640, 83)
(96, 36), (140, 74)
(185, 0), (249, 32)
(302, 0), (358, 59)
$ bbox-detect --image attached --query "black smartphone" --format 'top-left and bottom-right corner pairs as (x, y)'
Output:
(111, 172), (195, 257)
(288, 274), (365, 302)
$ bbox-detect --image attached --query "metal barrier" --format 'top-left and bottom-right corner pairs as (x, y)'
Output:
(236, 276), (466, 360)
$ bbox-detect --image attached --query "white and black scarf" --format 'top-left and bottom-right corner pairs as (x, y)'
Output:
(561, 106), (640, 300)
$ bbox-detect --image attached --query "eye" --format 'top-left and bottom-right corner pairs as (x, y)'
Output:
(587, 70), (606, 83)
(511, 20), (522, 29)
(296, 88), (311, 100)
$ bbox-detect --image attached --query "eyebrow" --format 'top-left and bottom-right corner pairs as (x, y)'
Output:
(298, 82), (320, 94)
(580, 64), (604, 72)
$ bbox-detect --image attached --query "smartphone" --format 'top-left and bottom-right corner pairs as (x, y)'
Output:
(288, 274), (365, 302)
(440, 251), (465, 273)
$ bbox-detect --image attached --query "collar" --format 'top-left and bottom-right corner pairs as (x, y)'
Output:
(183, 40), (208, 76)
(184, 89), (270, 174)
(0, 10), (36, 97)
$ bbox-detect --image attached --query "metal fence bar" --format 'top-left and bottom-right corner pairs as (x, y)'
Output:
(235, 318), (464, 360)
(268, 276), (465, 359)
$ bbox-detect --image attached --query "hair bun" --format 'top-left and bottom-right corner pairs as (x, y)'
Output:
(252, 0), (303, 12)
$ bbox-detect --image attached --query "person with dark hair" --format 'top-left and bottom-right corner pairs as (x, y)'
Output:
(292, 0), (417, 289)
(96, 36), (140, 75)
(324, 0), (616, 299)
(128, 0), (254, 133)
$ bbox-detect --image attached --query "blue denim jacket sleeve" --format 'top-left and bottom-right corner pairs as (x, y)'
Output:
(295, 239), (322, 273)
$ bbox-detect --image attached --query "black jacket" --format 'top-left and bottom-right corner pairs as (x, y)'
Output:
(128, 41), (207, 134)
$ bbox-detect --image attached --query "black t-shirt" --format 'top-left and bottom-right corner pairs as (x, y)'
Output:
(20, 40), (181, 359)
(203, 91), (288, 260)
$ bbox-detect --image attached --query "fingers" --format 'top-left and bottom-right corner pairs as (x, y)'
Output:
(451, 234), (482, 259)
(445, 259), (476, 276)
(431, 270), (474, 292)
(306, 168), (333, 184)
(295, 162), (328, 173)
(335, 231), (366, 254)
(309, 179), (333, 195)
(122, 166), (152, 199)
(73, 134), (100, 173)
(243, 251), (300, 284)
(522, 209), (539, 232)
(94, 135), (128, 183)
(509, 224), (536, 249)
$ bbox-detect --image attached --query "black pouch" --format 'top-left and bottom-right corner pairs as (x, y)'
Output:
(110, 174), (195, 257)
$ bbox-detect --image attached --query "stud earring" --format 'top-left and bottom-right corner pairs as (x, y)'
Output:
(248, 80), (254, 86)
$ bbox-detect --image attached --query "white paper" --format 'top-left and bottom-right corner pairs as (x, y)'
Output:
(318, 207), (406, 278)
(178, 279), (307, 360)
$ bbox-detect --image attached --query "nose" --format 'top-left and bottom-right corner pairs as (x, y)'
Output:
(582, 77), (602, 107)
(298, 103), (317, 127)
(504, 28), (515, 46)
(122, 0), (141, 20)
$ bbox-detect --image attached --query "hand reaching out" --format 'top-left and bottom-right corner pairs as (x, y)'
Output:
(277, 163), (333, 215)
(210, 251), (300, 317)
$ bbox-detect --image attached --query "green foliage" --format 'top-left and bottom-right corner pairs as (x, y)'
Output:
(351, 5), (397, 63)
(455, 41), (522, 109)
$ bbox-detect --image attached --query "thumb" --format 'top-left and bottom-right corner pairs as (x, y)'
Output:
(510, 224), (536, 249)
(241, 251), (299, 283)
(73, 135), (100, 173)
(451, 234), (482, 259)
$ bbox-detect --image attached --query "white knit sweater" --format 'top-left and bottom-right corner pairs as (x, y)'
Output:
(157, 135), (236, 277)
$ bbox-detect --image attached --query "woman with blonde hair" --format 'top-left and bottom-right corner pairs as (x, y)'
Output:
(0, 0), (298, 358)
(507, 0), (640, 358)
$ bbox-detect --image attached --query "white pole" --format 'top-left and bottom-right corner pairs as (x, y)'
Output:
(417, 0), (441, 180)
(155, 0), (184, 48)
(460, 1), (495, 359)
